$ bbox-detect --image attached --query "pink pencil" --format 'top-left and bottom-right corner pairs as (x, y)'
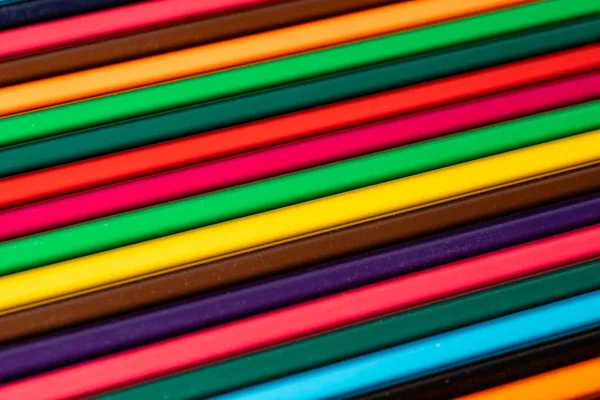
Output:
(0, 0), (278, 60)
(0, 71), (598, 242)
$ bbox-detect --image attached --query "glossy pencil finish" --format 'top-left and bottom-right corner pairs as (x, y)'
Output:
(93, 260), (600, 400)
(0, 129), (598, 313)
(0, 0), (403, 86)
(0, 0), (144, 31)
(354, 326), (600, 400)
(0, 0), (280, 59)
(458, 357), (600, 400)
(0, 0), (536, 115)
(0, 201), (599, 383)
(1, 72), (597, 242)
(1, 3), (596, 147)
(1, 164), (599, 345)
(1, 102), (599, 278)
(1, 44), (598, 208)
(210, 290), (600, 400)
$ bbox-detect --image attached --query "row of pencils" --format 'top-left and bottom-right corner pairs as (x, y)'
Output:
(0, 0), (599, 398)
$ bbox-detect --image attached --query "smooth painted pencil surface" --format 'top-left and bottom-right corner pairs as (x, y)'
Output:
(1, 163), (599, 345)
(1, 72), (596, 242)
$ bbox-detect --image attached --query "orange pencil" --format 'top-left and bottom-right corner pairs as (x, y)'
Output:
(459, 356), (600, 400)
(0, 0), (532, 116)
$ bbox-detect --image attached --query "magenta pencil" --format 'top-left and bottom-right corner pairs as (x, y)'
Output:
(0, 71), (598, 242)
